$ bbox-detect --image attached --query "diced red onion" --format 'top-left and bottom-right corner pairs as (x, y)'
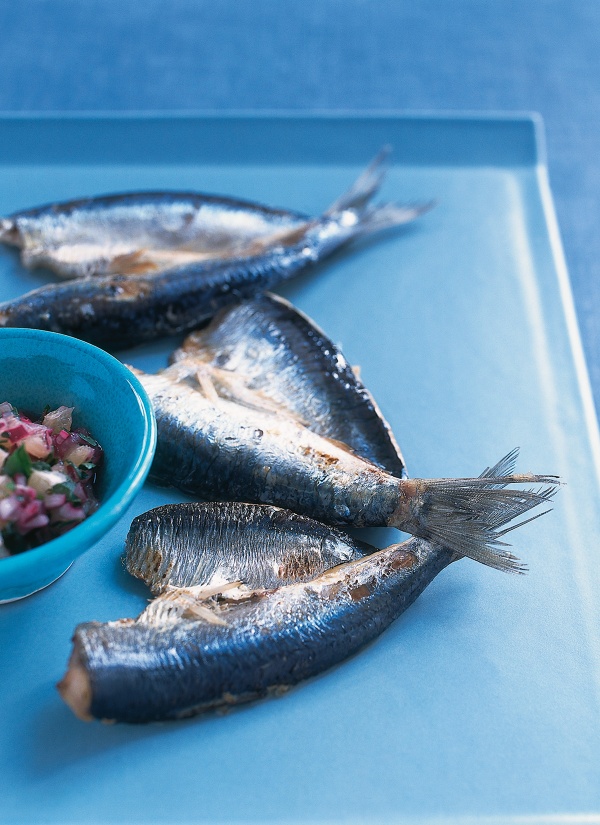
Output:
(44, 493), (67, 509)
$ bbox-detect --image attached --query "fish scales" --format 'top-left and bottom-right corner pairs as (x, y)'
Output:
(125, 502), (369, 594)
(61, 537), (452, 723)
(171, 293), (406, 477)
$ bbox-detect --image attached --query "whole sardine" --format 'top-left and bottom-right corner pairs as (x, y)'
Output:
(169, 293), (406, 477)
(58, 488), (553, 723)
(140, 334), (556, 572)
(0, 149), (423, 279)
(0, 200), (424, 350)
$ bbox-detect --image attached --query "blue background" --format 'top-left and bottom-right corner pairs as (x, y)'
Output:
(1, 1), (599, 406)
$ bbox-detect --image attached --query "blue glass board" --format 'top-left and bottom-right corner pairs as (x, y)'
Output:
(0, 114), (599, 823)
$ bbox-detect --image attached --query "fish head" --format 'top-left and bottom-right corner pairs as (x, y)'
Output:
(0, 218), (20, 246)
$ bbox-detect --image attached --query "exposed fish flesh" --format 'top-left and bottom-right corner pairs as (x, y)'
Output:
(0, 198), (425, 349)
(58, 485), (554, 723)
(169, 292), (406, 477)
(125, 502), (370, 595)
(139, 319), (557, 573)
(0, 149), (409, 279)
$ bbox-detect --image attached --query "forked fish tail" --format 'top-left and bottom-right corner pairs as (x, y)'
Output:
(391, 448), (559, 573)
(299, 199), (434, 265)
(324, 146), (392, 215)
(276, 146), (433, 259)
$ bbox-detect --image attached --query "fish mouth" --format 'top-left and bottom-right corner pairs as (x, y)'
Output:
(56, 641), (94, 722)
(0, 218), (21, 247)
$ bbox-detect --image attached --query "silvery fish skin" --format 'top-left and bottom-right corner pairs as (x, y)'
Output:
(0, 148), (402, 279)
(59, 534), (452, 723)
(125, 502), (371, 595)
(140, 347), (556, 573)
(170, 293), (406, 477)
(0, 202), (422, 350)
(0, 192), (310, 279)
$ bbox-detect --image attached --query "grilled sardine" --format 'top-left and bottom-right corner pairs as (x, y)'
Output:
(140, 333), (556, 573)
(125, 502), (370, 595)
(169, 293), (406, 477)
(0, 200), (425, 350)
(0, 149), (406, 279)
(59, 485), (554, 723)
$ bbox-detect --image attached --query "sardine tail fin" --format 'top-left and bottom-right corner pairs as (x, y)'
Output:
(324, 147), (392, 215)
(353, 201), (436, 236)
(393, 449), (560, 573)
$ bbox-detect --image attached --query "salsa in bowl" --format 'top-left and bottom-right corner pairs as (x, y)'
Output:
(0, 329), (156, 602)
(0, 402), (103, 556)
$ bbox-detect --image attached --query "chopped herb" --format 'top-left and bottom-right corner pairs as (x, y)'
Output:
(31, 460), (54, 472)
(49, 481), (83, 505)
(4, 444), (33, 477)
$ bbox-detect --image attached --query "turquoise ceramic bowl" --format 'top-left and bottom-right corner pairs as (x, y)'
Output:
(0, 329), (157, 602)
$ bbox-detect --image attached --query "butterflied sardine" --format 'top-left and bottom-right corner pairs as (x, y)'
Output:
(140, 326), (557, 573)
(169, 293), (406, 477)
(58, 484), (554, 723)
(125, 502), (370, 595)
(0, 149), (407, 279)
(0, 199), (425, 350)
